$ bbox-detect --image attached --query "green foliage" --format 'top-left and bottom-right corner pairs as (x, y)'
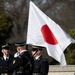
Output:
(65, 28), (75, 65)
(65, 47), (75, 64)
(69, 28), (75, 39)
(0, 14), (12, 36)
(0, 4), (12, 43)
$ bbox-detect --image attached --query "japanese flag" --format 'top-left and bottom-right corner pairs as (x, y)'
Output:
(26, 1), (75, 66)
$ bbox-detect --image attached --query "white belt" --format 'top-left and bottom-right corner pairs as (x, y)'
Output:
(1, 73), (8, 75)
(33, 73), (40, 75)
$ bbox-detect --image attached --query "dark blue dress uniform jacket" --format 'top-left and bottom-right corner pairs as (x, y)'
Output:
(0, 56), (12, 74)
(8, 51), (34, 75)
(33, 56), (49, 75)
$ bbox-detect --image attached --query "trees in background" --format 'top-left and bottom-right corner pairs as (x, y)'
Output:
(0, 0), (75, 42)
(65, 28), (75, 64)
(0, 2), (12, 44)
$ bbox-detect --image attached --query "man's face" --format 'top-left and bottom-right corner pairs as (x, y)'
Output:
(31, 50), (41, 57)
(16, 46), (24, 53)
(2, 49), (10, 55)
(16, 46), (21, 53)
(31, 51), (36, 56)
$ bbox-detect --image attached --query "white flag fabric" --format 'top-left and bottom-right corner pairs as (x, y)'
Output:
(26, 1), (75, 66)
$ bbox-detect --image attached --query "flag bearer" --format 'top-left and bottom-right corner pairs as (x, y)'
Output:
(31, 46), (49, 75)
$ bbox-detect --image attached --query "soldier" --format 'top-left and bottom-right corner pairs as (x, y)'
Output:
(8, 40), (34, 75)
(31, 46), (49, 75)
(0, 43), (12, 75)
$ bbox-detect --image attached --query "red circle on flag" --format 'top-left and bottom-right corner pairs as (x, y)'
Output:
(41, 24), (58, 45)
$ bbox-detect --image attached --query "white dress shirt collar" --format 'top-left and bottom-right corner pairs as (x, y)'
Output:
(20, 50), (27, 53)
(3, 56), (9, 60)
(35, 55), (41, 60)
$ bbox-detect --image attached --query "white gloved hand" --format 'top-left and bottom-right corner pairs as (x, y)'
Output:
(14, 52), (20, 57)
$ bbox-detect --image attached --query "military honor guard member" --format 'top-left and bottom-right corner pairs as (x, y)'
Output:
(0, 43), (12, 75)
(8, 40), (34, 75)
(31, 46), (49, 75)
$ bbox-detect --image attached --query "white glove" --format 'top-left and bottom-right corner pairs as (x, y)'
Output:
(14, 52), (20, 57)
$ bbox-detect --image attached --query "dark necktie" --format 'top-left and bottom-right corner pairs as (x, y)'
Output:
(6, 58), (8, 61)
